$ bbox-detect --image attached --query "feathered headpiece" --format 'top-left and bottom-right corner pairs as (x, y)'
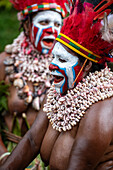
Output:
(10, 0), (70, 20)
(56, 0), (113, 64)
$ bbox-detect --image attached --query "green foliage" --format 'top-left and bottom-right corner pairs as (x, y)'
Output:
(0, 0), (12, 10)
(7, 141), (17, 152)
(0, 8), (20, 52)
(7, 115), (21, 152)
(0, 81), (10, 112)
(12, 115), (21, 136)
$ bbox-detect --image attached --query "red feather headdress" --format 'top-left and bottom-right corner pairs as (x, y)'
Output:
(10, 0), (70, 20)
(56, 0), (113, 64)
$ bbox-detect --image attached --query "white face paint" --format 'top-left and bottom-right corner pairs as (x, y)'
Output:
(49, 42), (79, 94)
(30, 10), (62, 54)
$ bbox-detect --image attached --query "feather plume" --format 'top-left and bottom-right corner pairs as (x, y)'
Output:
(60, 3), (113, 61)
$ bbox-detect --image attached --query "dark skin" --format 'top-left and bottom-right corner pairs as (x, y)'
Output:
(0, 48), (113, 170)
(0, 16), (39, 132)
(0, 51), (38, 128)
(0, 51), (38, 163)
(0, 13), (53, 162)
(0, 94), (113, 169)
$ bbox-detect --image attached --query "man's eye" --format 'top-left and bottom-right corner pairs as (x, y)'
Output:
(59, 58), (67, 63)
(39, 20), (49, 25)
(54, 22), (60, 27)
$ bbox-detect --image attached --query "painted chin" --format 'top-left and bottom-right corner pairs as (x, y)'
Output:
(41, 38), (54, 49)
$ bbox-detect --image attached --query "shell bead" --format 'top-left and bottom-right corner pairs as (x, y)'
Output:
(4, 32), (53, 109)
(13, 78), (24, 88)
(44, 67), (113, 132)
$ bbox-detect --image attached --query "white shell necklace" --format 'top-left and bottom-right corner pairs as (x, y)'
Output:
(4, 32), (53, 110)
(43, 67), (113, 132)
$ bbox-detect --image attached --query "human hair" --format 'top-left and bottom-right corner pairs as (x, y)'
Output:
(19, 13), (33, 37)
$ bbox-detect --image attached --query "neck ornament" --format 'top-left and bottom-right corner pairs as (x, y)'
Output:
(44, 67), (113, 132)
(4, 32), (52, 110)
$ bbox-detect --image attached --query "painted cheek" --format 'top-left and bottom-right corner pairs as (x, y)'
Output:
(73, 65), (83, 84)
(34, 27), (43, 51)
(58, 68), (68, 94)
(33, 25), (39, 41)
(30, 24), (42, 51)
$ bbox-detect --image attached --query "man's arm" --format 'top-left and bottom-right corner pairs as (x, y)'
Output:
(0, 52), (7, 81)
(68, 98), (113, 170)
(0, 106), (49, 170)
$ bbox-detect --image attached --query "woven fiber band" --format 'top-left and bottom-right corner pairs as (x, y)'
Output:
(56, 33), (102, 63)
(20, 3), (65, 19)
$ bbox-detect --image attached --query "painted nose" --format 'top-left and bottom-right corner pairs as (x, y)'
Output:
(47, 27), (55, 34)
(49, 63), (59, 71)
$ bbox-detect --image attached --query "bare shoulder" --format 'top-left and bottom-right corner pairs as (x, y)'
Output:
(67, 97), (113, 170)
(89, 96), (113, 120)
(78, 96), (113, 138)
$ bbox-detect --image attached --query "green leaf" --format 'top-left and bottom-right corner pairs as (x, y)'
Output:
(7, 142), (17, 152)
(0, 81), (9, 112)
(12, 115), (21, 136)
(1, 96), (8, 110)
(0, 81), (10, 96)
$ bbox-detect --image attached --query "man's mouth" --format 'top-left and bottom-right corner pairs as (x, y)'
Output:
(42, 38), (54, 47)
(53, 75), (64, 83)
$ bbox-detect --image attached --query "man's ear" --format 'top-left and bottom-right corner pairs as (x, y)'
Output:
(84, 60), (92, 72)
(82, 60), (92, 79)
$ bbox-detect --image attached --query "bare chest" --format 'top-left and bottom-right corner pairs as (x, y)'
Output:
(95, 144), (113, 170)
(40, 123), (78, 170)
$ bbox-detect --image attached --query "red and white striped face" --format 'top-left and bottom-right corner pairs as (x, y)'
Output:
(30, 10), (62, 54)
(49, 42), (82, 94)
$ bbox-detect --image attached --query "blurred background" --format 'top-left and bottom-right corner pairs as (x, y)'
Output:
(0, 0), (19, 53)
(0, 0), (112, 53)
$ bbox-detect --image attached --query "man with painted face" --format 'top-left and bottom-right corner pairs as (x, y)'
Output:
(0, 0), (69, 166)
(30, 10), (62, 54)
(1, 0), (113, 169)
(49, 43), (82, 94)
